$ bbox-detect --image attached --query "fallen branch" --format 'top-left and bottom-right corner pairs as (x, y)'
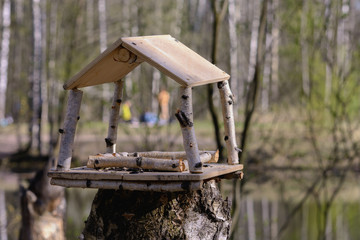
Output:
(128, 150), (219, 163)
(87, 155), (186, 172)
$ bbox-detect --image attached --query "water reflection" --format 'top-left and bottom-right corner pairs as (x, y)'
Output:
(228, 171), (360, 240)
(1, 171), (360, 239)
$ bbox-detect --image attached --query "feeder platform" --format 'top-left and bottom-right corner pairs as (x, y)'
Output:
(48, 163), (243, 192)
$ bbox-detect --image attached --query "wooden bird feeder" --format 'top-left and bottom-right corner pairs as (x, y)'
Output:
(48, 35), (243, 192)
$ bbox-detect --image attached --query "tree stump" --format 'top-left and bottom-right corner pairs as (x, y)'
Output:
(82, 180), (231, 240)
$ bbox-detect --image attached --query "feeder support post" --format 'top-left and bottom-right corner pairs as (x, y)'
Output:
(218, 80), (239, 164)
(176, 86), (202, 173)
(105, 79), (124, 153)
(57, 89), (83, 171)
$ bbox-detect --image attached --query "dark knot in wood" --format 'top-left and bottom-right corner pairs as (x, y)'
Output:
(58, 129), (65, 134)
(86, 180), (91, 188)
(181, 95), (189, 100)
(224, 136), (229, 141)
(217, 81), (226, 89)
(227, 100), (233, 105)
(77, 116), (80, 120)
(235, 147), (242, 153)
(195, 162), (203, 168)
(116, 99), (122, 104)
(111, 125), (116, 129)
(175, 110), (193, 128)
(105, 138), (114, 147)
(181, 181), (190, 191)
(136, 157), (142, 167)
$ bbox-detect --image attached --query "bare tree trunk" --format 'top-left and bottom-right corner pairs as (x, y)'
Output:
(30, 0), (43, 155)
(301, 0), (310, 98)
(47, 1), (60, 157)
(82, 180), (231, 240)
(240, 0), (268, 160)
(174, 0), (184, 38)
(98, 0), (109, 122)
(228, 0), (240, 112)
(270, 0), (279, 103)
(247, 0), (260, 90)
(0, 0), (11, 120)
(86, 0), (94, 45)
(261, 0), (273, 112)
(208, 0), (228, 161)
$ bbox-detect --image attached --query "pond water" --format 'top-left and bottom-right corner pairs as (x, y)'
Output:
(1, 169), (359, 239)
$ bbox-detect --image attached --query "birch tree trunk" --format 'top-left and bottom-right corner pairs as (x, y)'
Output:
(82, 180), (232, 240)
(228, 0), (240, 111)
(261, 0), (273, 112)
(0, 0), (11, 120)
(271, 0), (279, 103)
(247, 0), (260, 90)
(98, 0), (109, 122)
(30, 0), (43, 154)
(47, 1), (60, 157)
(86, 0), (94, 45)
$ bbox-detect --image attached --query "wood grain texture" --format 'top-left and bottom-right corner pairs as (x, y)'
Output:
(63, 39), (141, 89)
(48, 163), (243, 182)
(50, 179), (202, 192)
(64, 35), (229, 89)
(121, 35), (230, 87)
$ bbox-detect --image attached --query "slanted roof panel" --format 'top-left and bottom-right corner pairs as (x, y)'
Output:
(63, 39), (142, 90)
(121, 35), (230, 87)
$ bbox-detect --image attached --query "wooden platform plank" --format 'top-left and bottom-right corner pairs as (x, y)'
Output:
(50, 179), (202, 192)
(48, 164), (243, 182)
(121, 35), (230, 87)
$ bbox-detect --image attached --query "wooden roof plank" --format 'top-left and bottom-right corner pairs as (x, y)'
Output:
(121, 35), (230, 87)
(63, 39), (142, 90)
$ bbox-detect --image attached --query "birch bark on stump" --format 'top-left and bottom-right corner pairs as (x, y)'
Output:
(81, 180), (231, 240)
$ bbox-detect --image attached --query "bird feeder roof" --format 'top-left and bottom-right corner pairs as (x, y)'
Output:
(63, 35), (230, 90)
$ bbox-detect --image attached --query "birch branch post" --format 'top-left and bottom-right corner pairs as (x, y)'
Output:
(57, 89), (83, 170)
(176, 86), (202, 173)
(218, 80), (239, 164)
(105, 80), (124, 153)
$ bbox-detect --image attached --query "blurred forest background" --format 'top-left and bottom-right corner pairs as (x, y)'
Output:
(0, 0), (360, 239)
